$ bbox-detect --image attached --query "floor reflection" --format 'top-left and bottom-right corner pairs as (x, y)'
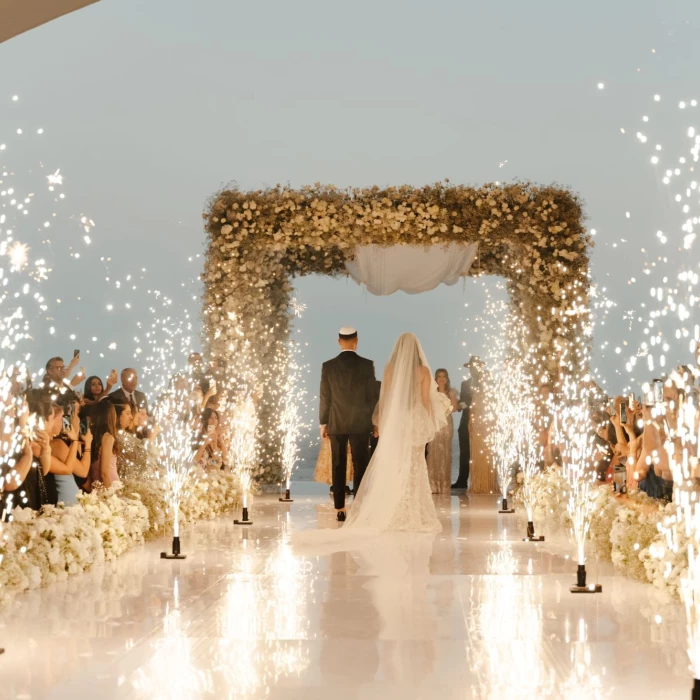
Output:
(0, 484), (694, 699)
(465, 534), (556, 697)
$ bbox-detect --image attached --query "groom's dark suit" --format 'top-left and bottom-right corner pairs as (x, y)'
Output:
(320, 351), (379, 510)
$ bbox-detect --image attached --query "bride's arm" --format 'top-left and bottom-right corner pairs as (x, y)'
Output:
(373, 365), (393, 434)
(420, 366), (432, 411)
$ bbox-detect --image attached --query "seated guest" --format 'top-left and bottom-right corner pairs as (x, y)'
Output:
(48, 398), (93, 505)
(82, 371), (118, 405)
(113, 401), (158, 481)
(109, 368), (149, 414)
(86, 401), (120, 489)
(193, 408), (227, 469)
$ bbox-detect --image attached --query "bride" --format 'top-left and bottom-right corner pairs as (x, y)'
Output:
(300, 333), (447, 541)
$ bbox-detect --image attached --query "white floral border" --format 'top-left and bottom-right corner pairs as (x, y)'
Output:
(0, 468), (241, 604)
(517, 467), (686, 598)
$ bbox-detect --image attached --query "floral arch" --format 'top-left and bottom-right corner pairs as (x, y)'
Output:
(202, 182), (591, 484)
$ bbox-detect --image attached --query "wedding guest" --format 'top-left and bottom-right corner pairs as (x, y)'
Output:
(109, 368), (149, 414)
(82, 371), (118, 404)
(452, 364), (473, 490)
(193, 408), (227, 469)
(113, 401), (158, 481)
(188, 352), (212, 393)
(314, 438), (353, 496)
(86, 401), (120, 489)
(592, 410), (616, 483)
(132, 406), (161, 468)
(426, 369), (458, 494)
(1, 393), (53, 514)
(635, 402), (673, 501)
(621, 398), (644, 490)
(42, 355), (82, 407)
(467, 358), (498, 494)
(48, 398), (93, 505)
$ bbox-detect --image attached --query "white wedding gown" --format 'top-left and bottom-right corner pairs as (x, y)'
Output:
(294, 333), (446, 545)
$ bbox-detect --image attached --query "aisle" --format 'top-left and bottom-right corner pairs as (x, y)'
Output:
(0, 484), (691, 699)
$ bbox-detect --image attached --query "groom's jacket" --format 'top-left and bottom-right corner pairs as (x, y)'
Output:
(320, 351), (379, 435)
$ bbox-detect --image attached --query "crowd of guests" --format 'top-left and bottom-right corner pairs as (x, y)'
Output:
(0, 351), (228, 519)
(541, 345), (700, 501)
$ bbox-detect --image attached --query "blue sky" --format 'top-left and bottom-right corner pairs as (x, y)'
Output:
(0, 0), (698, 404)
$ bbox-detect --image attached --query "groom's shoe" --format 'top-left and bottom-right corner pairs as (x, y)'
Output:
(336, 510), (346, 523)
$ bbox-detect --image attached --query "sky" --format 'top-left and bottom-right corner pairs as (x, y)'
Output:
(0, 0), (699, 411)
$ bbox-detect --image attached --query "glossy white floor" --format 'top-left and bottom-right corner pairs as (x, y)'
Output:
(0, 483), (693, 699)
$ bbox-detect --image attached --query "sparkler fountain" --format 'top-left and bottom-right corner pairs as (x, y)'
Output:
(656, 367), (700, 697)
(158, 386), (196, 559)
(0, 102), (79, 647)
(493, 377), (517, 514)
(278, 341), (306, 503)
(487, 322), (525, 515)
(515, 368), (545, 542)
(559, 378), (602, 593)
(230, 393), (258, 525)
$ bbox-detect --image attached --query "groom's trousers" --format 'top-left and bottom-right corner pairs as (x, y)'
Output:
(454, 416), (471, 488)
(330, 434), (369, 510)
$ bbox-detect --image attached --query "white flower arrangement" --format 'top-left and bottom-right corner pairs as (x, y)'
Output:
(0, 467), (241, 604)
(514, 467), (688, 599)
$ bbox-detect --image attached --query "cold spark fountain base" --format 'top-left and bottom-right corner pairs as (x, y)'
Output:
(160, 536), (186, 560)
(235, 506), (253, 525)
(523, 520), (545, 542)
(279, 488), (294, 503)
(570, 564), (602, 593)
(498, 497), (515, 514)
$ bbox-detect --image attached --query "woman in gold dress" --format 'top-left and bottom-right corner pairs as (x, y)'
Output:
(314, 437), (354, 494)
(466, 358), (498, 494)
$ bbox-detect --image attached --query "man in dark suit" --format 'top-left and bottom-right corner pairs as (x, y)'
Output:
(320, 327), (379, 521)
(108, 368), (149, 415)
(452, 358), (474, 490)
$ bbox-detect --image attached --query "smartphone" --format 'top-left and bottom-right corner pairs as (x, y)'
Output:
(62, 414), (72, 433)
(613, 464), (627, 494)
(73, 349), (80, 358)
(628, 392), (635, 406)
(645, 390), (655, 407)
(653, 379), (664, 404)
(619, 402), (628, 424)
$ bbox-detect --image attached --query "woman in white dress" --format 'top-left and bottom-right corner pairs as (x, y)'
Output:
(346, 333), (448, 536)
(294, 333), (446, 543)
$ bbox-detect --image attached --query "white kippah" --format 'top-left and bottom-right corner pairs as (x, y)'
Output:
(339, 326), (357, 337)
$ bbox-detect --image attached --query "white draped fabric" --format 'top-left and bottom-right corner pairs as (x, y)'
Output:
(344, 243), (478, 296)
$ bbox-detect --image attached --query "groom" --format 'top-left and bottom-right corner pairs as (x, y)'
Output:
(319, 327), (379, 522)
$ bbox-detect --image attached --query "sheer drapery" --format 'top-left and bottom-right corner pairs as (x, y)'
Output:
(345, 243), (478, 296)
